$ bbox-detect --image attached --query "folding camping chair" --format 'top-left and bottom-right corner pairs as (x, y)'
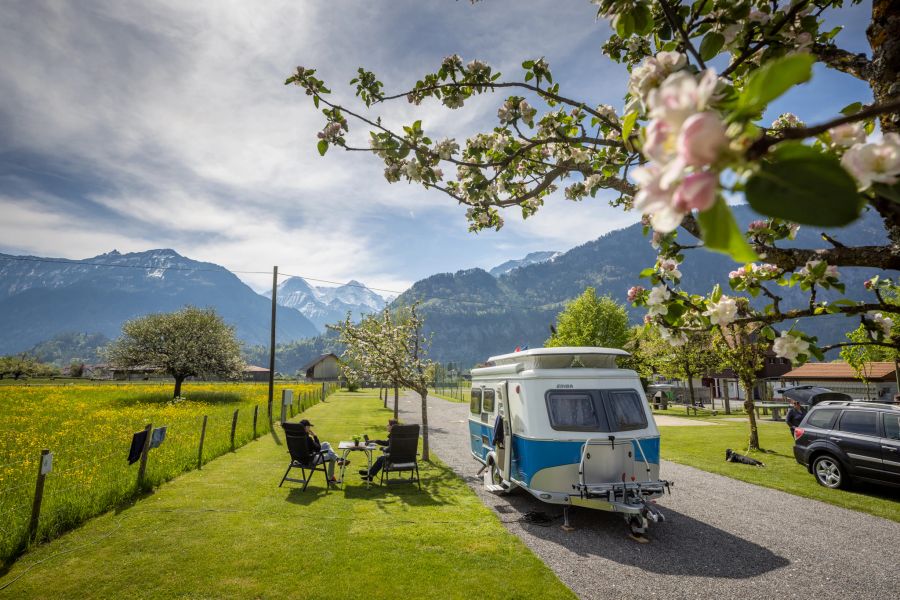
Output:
(380, 424), (422, 489)
(279, 422), (330, 491)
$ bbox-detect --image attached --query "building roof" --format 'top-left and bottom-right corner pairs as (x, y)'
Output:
(782, 362), (897, 382)
(243, 365), (270, 373)
(299, 353), (340, 372)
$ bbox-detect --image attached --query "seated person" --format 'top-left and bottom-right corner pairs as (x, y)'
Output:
(358, 418), (398, 481)
(300, 419), (347, 484)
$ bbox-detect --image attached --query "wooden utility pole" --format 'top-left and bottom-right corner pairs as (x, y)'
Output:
(268, 266), (278, 427)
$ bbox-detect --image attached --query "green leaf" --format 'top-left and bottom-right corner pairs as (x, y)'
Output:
(615, 13), (635, 38)
(638, 267), (656, 278)
(697, 198), (759, 262)
(621, 111), (638, 139)
(317, 140), (328, 156)
(525, 72), (534, 82)
(745, 143), (863, 226)
(633, 4), (653, 35)
(737, 54), (815, 116)
(840, 101), (862, 116)
(699, 33), (725, 61)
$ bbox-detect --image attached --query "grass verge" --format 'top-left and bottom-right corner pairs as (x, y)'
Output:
(0, 390), (574, 599)
(660, 419), (900, 522)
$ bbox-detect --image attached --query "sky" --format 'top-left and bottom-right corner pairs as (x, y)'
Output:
(0, 0), (874, 295)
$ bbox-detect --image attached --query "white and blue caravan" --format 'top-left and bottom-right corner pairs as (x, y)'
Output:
(468, 346), (671, 535)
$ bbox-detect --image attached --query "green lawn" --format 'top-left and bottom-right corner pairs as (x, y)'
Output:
(660, 419), (900, 522)
(0, 390), (573, 599)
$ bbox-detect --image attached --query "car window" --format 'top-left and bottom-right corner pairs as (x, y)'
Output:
(469, 388), (482, 414)
(546, 392), (605, 431)
(838, 410), (878, 437)
(884, 414), (900, 441)
(605, 390), (648, 431)
(806, 408), (839, 429)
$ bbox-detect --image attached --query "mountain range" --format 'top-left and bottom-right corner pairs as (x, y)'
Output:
(1, 205), (887, 371)
(265, 277), (387, 333)
(488, 251), (560, 277)
(0, 249), (319, 355)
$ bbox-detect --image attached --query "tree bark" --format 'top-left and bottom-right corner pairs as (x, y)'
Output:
(419, 388), (430, 461)
(868, 0), (900, 135)
(393, 385), (399, 421)
(174, 375), (184, 398)
(742, 378), (760, 451)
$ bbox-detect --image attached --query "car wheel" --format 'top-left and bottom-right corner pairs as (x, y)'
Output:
(813, 455), (847, 489)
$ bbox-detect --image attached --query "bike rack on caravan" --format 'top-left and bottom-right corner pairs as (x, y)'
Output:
(468, 346), (672, 536)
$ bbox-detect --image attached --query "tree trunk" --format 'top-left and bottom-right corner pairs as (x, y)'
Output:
(868, 0), (900, 135)
(393, 385), (399, 421)
(419, 388), (430, 461)
(867, 1), (900, 245)
(742, 377), (760, 451)
(686, 367), (696, 405)
(174, 375), (184, 398)
(723, 381), (731, 415)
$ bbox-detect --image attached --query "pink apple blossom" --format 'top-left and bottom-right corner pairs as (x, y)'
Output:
(677, 112), (728, 166)
(673, 171), (717, 212)
(627, 285), (645, 303)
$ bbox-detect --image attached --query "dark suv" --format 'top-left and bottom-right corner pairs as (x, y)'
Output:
(793, 401), (900, 489)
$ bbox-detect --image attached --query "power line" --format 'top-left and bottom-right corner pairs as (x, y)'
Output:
(0, 255), (558, 312)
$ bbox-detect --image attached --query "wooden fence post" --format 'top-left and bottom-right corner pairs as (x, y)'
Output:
(321, 381), (326, 402)
(198, 415), (208, 469)
(137, 423), (152, 489)
(253, 405), (259, 439)
(230, 409), (239, 451)
(28, 449), (51, 541)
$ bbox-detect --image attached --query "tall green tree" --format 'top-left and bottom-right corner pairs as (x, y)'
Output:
(546, 288), (629, 349)
(105, 307), (244, 397)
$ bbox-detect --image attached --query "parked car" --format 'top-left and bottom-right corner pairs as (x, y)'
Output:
(793, 400), (900, 489)
(777, 385), (852, 408)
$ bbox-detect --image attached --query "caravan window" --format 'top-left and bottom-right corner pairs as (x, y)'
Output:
(605, 391), (647, 431)
(545, 392), (608, 431)
(482, 389), (495, 413)
(469, 388), (482, 414)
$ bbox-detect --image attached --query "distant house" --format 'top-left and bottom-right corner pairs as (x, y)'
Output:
(780, 361), (898, 401)
(243, 365), (270, 382)
(299, 354), (340, 381)
(708, 349), (793, 402)
(86, 364), (161, 380)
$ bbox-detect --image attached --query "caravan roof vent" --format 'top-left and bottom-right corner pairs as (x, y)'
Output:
(486, 347), (629, 370)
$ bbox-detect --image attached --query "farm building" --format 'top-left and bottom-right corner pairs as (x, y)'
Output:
(779, 361), (899, 401)
(242, 365), (270, 382)
(299, 353), (340, 381)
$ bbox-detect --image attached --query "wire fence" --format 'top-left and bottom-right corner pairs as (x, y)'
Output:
(0, 382), (338, 563)
(427, 381), (473, 402)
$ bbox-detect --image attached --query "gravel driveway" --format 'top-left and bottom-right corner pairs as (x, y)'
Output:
(398, 393), (900, 600)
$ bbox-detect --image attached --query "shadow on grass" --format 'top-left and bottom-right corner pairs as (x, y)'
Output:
(116, 391), (245, 407)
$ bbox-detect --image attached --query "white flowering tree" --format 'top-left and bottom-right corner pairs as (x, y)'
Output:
(289, 2), (899, 448)
(329, 304), (434, 460)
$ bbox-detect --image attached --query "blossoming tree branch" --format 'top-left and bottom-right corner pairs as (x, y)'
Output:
(288, 1), (899, 370)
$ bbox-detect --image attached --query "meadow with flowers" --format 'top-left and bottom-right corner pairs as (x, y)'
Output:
(0, 381), (326, 564)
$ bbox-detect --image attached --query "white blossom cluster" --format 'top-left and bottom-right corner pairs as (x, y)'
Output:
(703, 295), (738, 326)
(773, 331), (810, 361)
(840, 133), (900, 191)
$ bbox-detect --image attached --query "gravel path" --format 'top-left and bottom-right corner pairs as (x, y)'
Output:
(399, 393), (900, 600)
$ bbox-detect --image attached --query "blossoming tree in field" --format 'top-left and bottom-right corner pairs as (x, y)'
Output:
(105, 307), (245, 398)
(289, 1), (900, 449)
(329, 304), (433, 460)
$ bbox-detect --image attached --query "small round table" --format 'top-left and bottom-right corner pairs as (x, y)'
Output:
(337, 441), (380, 489)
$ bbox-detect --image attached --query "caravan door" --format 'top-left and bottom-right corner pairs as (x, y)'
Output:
(494, 382), (512, 483)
